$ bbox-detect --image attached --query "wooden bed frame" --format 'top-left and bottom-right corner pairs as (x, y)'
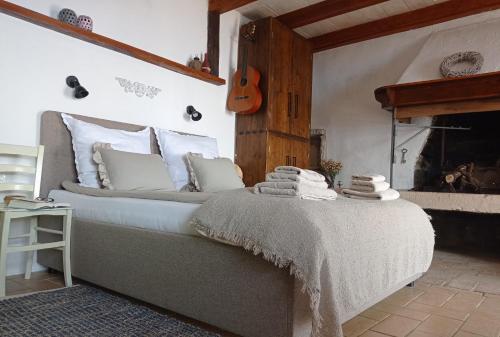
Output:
(36, 111), (421, 337)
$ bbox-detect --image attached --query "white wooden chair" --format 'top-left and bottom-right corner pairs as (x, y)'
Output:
(0, 144), (72, 297)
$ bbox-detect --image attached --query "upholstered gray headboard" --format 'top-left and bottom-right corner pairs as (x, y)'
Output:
(40, 111), (160, 197)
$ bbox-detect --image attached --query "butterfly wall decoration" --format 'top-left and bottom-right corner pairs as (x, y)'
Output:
(115, 77), (161, 99)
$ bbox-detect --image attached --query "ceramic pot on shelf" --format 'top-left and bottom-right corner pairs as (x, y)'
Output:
(58, 8), (77, 25)
(76, 15), (93, 31)
(189, 56), (202, 71)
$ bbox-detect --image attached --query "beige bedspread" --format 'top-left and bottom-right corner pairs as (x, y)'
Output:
(191, 189), (435, 337)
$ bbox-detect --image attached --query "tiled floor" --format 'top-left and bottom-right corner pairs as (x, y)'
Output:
(346, 250), (500, 337)
(420, 251), (500, 294)
(5, 249), (500, 337)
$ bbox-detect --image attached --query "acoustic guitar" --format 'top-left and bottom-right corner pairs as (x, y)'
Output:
(227, 23), (262, 114)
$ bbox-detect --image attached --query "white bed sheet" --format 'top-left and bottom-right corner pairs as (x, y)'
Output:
(49, 190), (200, 235)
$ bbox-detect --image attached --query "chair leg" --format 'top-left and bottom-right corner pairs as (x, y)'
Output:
(62, 210), (72, 287)
(0, 213), (10, 297)
(24, 217), (37, 280)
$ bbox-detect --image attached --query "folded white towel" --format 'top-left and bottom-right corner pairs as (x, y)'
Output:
(301, 192), (338, 201)
(274, 166), (326, 182)
(254, 181), (337, 200)
(341, 188), (400, 201)
(266, 173), (328, 189)
(351, 180), (390, 193)
(351, 174), (386, 183)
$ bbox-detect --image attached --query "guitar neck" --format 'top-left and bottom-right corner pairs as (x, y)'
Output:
(241, 45), (248, 81)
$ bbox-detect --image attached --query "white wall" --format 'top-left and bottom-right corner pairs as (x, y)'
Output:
(0, 0), (241, 275)
(312, 10), (500, 189)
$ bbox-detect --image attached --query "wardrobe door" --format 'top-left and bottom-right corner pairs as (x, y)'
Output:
(289, 137), (310, 169)
(289, 35), (313, 139)
(266, 133), (290, 173)
(267, 19), (293, 135)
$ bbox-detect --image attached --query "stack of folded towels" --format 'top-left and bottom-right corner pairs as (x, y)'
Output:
(254, 166), (337, 200)
(342, 174), (400, 201)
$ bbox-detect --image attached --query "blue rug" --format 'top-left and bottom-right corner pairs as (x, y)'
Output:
(0, 285), (221, 337)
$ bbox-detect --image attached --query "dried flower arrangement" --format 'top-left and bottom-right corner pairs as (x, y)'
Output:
(320, 159), (342, 188)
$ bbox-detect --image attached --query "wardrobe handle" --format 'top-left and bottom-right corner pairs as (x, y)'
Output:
(294, 94), (299, 119)
(293, 157), (297, 166)
(287, 92), (292, 117)
(286, 155), (290, 165)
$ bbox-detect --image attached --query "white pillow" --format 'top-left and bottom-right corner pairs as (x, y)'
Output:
(62, 114), (151, 188)
(154, 128), (219, 190)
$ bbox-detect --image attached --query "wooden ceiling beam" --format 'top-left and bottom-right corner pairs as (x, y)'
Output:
(209, 0), (257, 13)
(311, 0), (500, 52)
(277, 0), (389, 29)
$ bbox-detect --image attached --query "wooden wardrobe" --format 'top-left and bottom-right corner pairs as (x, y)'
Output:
(235, 17), (313, 186)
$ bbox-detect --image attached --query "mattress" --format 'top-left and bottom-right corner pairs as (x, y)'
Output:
(49, 190), (200, 235)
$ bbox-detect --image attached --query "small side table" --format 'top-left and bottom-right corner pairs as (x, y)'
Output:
(0, 205), (72, 297)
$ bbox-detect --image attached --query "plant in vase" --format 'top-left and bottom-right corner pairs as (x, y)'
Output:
(320, 159), (342, 189)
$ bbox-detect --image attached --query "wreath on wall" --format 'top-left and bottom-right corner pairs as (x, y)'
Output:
(440, 51), (484, 78)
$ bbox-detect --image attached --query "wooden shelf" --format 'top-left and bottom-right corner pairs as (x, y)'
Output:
(0, 1), (226, 86)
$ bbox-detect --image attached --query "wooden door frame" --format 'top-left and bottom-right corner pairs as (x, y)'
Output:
(311, 129), (327, 161)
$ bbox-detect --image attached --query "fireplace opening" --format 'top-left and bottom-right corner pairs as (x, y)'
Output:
(414, 111), (500, 194)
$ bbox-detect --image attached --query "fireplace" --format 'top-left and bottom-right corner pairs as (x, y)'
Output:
(374, 71), (500, 214)
(414, 111), (500, 194)
(375, 73), (500, 251)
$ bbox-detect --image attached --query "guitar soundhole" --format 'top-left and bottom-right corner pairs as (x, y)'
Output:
(240, 78), (248, 86)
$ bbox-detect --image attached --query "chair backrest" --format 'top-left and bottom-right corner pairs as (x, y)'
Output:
(0, 144), (45, 199)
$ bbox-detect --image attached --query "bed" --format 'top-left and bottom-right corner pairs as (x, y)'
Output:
(37, 111), (432, 337)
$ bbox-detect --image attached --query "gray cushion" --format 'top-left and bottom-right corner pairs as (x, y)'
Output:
(186, 154), (245, 192)
(94, 148), (176, 191)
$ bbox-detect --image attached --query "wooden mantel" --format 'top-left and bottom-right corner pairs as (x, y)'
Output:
(375, 71), (500, 120)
